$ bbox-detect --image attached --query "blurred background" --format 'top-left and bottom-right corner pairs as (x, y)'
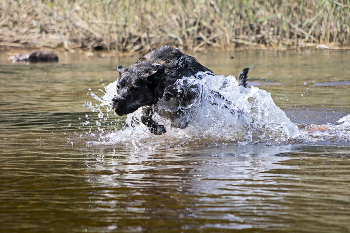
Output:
(1, 0), (349, 52)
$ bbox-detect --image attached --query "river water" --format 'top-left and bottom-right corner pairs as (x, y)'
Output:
(1, 49), (350, 232)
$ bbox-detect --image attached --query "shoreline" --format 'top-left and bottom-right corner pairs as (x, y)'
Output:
(2, 0), (349, 54)
(3, 43), (350, 57)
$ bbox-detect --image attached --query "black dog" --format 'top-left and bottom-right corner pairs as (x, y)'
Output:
(112, 46), (249, 135)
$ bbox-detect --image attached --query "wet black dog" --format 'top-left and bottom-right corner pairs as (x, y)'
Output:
(112, 46), (249, 135)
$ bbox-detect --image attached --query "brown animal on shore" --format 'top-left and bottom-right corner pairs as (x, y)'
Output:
(9, 50), (59, 63)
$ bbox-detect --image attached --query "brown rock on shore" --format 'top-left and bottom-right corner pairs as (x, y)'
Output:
(9, 50), (59, 63)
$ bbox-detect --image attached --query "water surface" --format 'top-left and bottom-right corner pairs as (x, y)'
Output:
(1, 49), (350, 232)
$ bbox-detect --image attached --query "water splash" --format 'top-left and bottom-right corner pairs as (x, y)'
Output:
(84, 72), (350, 147)
(298, 115), (350, 144)
(84, 72), (301, 146)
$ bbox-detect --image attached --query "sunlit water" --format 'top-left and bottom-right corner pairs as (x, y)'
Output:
(1, 49), (350, 232)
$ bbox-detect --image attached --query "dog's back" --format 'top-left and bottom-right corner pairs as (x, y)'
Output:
(137, 46), (213, 84)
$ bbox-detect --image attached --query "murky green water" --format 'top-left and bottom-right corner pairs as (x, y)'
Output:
(1, 49), (350, 232)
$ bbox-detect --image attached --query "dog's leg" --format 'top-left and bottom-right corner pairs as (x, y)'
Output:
(170, 110), (189, 129)
(141, 106), (166, 135)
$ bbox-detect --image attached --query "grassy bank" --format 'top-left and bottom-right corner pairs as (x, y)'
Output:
(1, 0), (349, 52)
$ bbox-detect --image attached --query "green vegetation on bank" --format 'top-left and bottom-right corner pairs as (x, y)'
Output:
(1, 0), (349, 51)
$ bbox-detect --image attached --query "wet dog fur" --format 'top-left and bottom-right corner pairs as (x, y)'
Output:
(112, 46), (249, 135)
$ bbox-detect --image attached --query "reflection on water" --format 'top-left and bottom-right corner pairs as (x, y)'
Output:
(1, 49), (350, 232)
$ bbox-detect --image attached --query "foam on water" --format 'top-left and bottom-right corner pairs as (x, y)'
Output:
(298, 115), (350, 144)
(84, 72), (350, 148)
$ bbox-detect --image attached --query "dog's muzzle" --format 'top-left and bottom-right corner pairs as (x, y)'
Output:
(112, 96), (127, 116)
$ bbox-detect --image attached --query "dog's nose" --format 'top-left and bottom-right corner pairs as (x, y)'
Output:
(112, 96), (121, 109)
(112, 96), (119, 103)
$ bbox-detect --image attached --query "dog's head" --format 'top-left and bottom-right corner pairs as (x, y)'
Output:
(112, 63), (165, 116)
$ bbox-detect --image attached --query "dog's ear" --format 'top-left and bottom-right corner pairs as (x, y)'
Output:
(147, 64), (166, 102)
(117, 65), (126, 76)
(147, 64), (165, 82)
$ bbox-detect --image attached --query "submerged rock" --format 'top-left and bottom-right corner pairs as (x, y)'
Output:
(9, 50), (59, 63)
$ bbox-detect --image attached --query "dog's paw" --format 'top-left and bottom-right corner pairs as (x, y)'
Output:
(150, 124), (166, 135)
(171, 121), (188, 129)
